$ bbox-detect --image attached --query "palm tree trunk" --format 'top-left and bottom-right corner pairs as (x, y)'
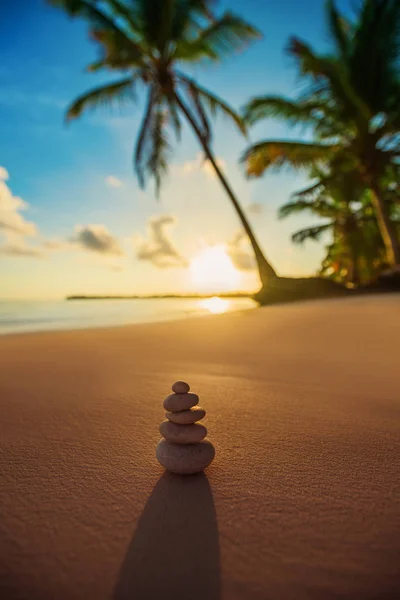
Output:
(349, 240), (360, 286)
(369, 184), (400, 267)
(174, 92), (277, 287)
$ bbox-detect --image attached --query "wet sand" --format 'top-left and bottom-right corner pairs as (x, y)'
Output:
(0, 295), (399, 599)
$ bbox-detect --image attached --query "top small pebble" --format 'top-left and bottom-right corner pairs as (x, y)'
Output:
(172, 381), (190, 394)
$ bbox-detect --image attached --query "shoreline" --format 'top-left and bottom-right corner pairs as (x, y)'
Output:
(0, 292), (397, 340)
(0, 304), (250, 339)
(0, 300), (256, 339)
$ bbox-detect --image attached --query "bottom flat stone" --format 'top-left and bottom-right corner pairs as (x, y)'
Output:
(156, 439), (215, 475)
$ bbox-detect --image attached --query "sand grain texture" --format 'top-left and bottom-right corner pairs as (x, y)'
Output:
(0, 295), (399, 599)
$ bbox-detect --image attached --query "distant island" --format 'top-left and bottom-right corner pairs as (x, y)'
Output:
(66, 293), (252, 301)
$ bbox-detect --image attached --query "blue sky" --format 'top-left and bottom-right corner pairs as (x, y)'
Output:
(0, 0), (350, 299)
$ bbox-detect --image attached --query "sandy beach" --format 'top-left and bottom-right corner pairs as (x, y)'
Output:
(0, 295), (399, 600)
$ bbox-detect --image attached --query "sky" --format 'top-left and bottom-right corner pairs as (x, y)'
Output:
(0, 0), (351, 299)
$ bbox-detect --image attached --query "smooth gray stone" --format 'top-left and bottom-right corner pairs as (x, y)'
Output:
(156, 439), (215, 475)
(166, 407), (206, 425)
(171, 381), (190, 394)
(159, 420), (207, 444)
(163, 392), (199, 412)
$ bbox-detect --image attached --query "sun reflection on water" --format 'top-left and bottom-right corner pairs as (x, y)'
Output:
(199, 296), (231, 314)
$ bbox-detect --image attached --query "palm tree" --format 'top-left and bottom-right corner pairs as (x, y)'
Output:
(242, 0), (400, 268)
(48, 0), (277, 286)
(279, 169), (386, 285)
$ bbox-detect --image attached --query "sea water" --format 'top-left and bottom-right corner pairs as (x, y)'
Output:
(0, 297), (256, 335)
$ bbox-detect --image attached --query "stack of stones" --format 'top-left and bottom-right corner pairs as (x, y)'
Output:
(156, 381), (215, 475)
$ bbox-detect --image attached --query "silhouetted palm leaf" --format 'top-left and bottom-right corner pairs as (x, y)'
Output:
(326, 0), (351, 59)
(175, 12), (261, 61)
(66, 77), (137, 120)
(242, 141), (336, 177)
(292, 223), (333, 244)
(179, 76), (246, 135)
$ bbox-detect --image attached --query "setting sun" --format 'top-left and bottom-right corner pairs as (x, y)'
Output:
(189, 246), (241, 292)
(199, 297), (231, 314)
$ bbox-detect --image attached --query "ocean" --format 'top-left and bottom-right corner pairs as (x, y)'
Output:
(0, 297), (256, 335)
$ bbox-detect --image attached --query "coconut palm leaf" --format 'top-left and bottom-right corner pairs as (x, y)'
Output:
(180, 76), (246, 134)
(175, 12), (261, 61)
(134, 87), (157, 187)
(169, 0), (214, 42)
(66, 77), (136, 120)
(350, 0), (400, 115)
(89, 28), (146, 69)
(242, 141), (336, 177)
(243, 96), (323, 127)
(326, 0), (351, 59)
(292, 223), (333, 244)
(292, 180), (326, 199)
(49, 0), (134, 43)
(146, 108), (171, 194)
(165, 97), (182, 141)
(106, 0), (143, 35)
(287, 37), (371, 124)
(279, 198), (335, 220)
(186, 82), (211, 143)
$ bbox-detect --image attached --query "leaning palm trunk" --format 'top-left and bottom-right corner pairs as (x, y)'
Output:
(368, 183), (400, 267)
(174, 92), (277, 287)
(348, 238), (361, 286)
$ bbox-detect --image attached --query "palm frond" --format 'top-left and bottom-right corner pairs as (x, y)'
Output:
(134, 86), (156, 188)
(292, 223), (333, 244)
(175, 12), (261, 61)
(86, 59), (106, 72)
(287, 37), (371, 124)
(278, 197), (335, 219)
(242, 140), (336, 177)
(292, 180), (326, 199)
(350, 0), (400, 115)
(136, 0), (173, 51)
(89, 27), (145, 69)
(147, 107), (171, 195)
(243, 95), (323, 127)
(165, 96), (182, 141)
(66, 77), (136, 120)
(180, 76), (246, 135)
(48, 0), (133, 43)
(326, 0), (351, 59)
(170, 0), (217, 40)
(106, 0), (142, 36)
(186, 82), (211, 143)
(279, 199), (320, 219)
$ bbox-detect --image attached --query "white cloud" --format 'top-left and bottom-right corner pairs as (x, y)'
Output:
(134, 215), (188, 268)
(105, 175), (123, 188)
(70, 225), (124, 256)
(179, 153), (226, 179)
(0, 167), (9, 181)
(0, 169), (37, 236)
(227, 231), (256, 272)
(0, 166), (42, 259)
